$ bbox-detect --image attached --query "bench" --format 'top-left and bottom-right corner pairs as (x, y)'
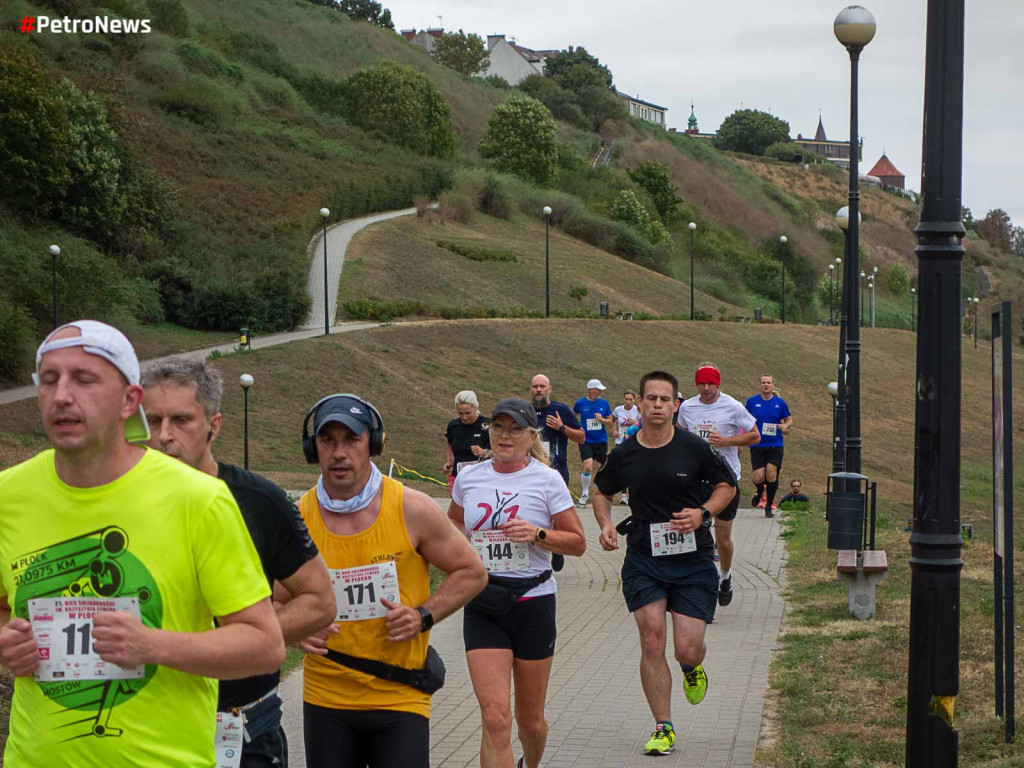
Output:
(836, 549), (888, 619)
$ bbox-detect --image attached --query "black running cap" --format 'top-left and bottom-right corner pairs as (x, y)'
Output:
(491, 398), (538, 429)
(313, 396), (375, 436)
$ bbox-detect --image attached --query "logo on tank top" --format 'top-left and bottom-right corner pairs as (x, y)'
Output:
(370, 551), (403, 565)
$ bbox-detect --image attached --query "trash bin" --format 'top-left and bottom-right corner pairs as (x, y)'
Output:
(826, 472), (868, 550)
(754, 308), (763, 322)
(600, 302), (609, 318)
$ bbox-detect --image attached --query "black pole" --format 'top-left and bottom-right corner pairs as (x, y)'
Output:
(861, 274), (865, 328)
(243, 387), (249, 471)
(844, 46), (863, 485)
(322, 217), (330, 335)
(829, 270), (835, 325)
(906, 0), (965, 763)
(690, 228), (695, 321)
(835, 235), (849, 482)
(51, 250), (58, 331)
(781, 252), (786, 324)
(912, 291), (917, 332)
(974, 303), (978, 349)
(545, 214), (551, 318)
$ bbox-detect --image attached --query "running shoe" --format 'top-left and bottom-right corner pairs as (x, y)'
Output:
(683, 665), (708, 705)
(765, 509), (775, 519)
(643, 724), (676, 755)
(718, 576), (733, 607)
(750, 492), (761, 507)
(576, 495), (589, 508)
(756, 494), (767, 509)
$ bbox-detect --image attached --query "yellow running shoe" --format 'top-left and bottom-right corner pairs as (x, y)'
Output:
(643, 724), (676, 755)
(683, 665), (708, 705)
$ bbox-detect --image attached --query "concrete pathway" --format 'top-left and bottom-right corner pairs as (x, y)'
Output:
(280, 506), (786, 767)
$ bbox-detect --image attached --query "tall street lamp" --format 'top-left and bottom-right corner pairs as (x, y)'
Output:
(543, 206), (552, 318)
(973, 297), (980, 348)
(689, 222), (697, 320)
(860, 270), (866, 327)
(319, 208), (330, 336)
(905, 0), (966, 762)
(48, 244), (60, 331)
(827, 381), (843, 474)
(835, 3), (874, 490)
(240, 374), (254, 470)
(828, 264), (836, 325)
(911, 287), (916, 331)
(868, 274), (876, 327)
(779, 235), (788, 323)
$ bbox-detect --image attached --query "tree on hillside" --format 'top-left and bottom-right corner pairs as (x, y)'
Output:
(611, 190), (670, 245)
(330, 0), (394, 30)
(433, 29), (490, 76)
(344, 62), (454, 158)
(975, 208), (1013, 252)
(628, 161), (681, 222)
(715, 109), (790, 156)
(518, 75), (589, 129)
(887, 262), (909, 295)
(575, 85), (627, 131)
(1012, 227), (1024, 261)
(479, 94), (558, 184)
(543, 46), (613, 92)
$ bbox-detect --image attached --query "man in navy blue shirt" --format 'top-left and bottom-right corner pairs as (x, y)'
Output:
(573, 379), (613, 507)
(530, 373), (585, 486)
(744, 374), (792, 517)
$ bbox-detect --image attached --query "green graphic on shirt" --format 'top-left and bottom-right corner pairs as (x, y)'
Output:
(12, 526), (162, 740)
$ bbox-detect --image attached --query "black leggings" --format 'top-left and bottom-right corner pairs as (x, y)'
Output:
(303, 702), (429, 768)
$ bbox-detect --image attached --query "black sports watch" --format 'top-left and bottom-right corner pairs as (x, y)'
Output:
(700, 506), (712, 522)
(417, 606), (434, 633)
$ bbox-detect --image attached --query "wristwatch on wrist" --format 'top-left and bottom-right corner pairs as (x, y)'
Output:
(700, 506), (712, 522)
(417, 606), (434, 633)
(559, 425), (566, 433)
(535, 528), (547, 542)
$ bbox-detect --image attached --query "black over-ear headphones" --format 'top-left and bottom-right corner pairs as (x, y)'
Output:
(301, 394), (386, 463)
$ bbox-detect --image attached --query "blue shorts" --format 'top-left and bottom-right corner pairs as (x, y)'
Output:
(621, 549), (719, 623)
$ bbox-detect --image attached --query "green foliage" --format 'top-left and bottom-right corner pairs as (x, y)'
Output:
(478, 94), (558, 184)
(816, 273), (841, 311)
(146, 0), (191, 37)
(174, 41), (244, 82)
(335, 0), (394, 30)
(474, 74), (510, 89)
(575, 86), (627, 131)
(432, 30), (490, 76)
(478, 176), (512, 219)
(0, 302), (36, 382)
(0, 46), (71, 216)
(610, 190), (668, 245)
(976, 208), (1013, 252)
(886, 261), (909, 295)
(628, 161), (681, 222)
(715, 109), (791, 156)
(569, 285), (588, 301)
(517, 76), (588, 129)
(343, 63), (455, 158)
(543, 46), (614, 92)
(434, 240), (516, 263)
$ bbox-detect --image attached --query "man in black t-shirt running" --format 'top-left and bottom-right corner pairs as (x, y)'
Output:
(592, 371), (736, 757)
(142, 360), (336, 767)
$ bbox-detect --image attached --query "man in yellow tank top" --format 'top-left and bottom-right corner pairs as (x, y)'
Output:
(281, 394), (486, 768)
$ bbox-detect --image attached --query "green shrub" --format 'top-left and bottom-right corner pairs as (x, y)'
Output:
(478, 176), (511, 219)
(343, 63), (455, 158)
(434, 240), (516, 263)
(438, 190), (474, 224)
(146, 0), (191, 37)
(628, 161), (682, 222)
(155, 80), (232, 127)
(0, 302), (37, 382)
(479, 94), (558, 184)
(887, 262), (909, 295)
(569, 285), (588, 301)
(475, 74), (510, 89)
(174, 41), (243, 82)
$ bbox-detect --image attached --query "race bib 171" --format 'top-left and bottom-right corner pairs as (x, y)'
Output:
(330, 561), (400, 621)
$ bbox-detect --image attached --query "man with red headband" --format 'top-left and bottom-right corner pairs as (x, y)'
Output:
(676, 362), (759, 608)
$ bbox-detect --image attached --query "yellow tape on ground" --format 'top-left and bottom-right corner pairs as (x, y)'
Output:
(390, 461), (448, 487)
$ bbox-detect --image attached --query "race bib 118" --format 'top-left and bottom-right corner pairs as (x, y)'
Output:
(649, 522), (697, 556)
(330, 561), (400, 621)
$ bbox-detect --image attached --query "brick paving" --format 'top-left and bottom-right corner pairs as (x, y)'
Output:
(280, 505), (787, 767)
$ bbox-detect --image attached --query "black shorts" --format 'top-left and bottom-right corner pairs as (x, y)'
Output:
(750, 446), (784, 470)
(579, 441), (608, 465)
(716, 488), (739, 521)
(303, 702), (428, 768)
(621, 549), (718, 623)
(463, 593), (557, 660)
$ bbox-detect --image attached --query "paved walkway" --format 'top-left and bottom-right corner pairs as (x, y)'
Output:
(280, 506), (787, 767)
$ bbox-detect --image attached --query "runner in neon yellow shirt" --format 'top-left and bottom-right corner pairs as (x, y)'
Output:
(0, 321), (284, 767)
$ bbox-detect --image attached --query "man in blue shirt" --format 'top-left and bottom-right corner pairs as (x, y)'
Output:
(530, 373), (585, 487)
(744, 374), (793, 517)
(573, 379), (613, 507)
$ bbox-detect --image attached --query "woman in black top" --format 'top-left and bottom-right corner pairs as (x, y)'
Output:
(444, 390), (491, 493)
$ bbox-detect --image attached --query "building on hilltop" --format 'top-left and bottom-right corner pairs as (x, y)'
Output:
(678, 103), (716, 141)
(400, 27), (445, 56)
(484, 34), (561, 84)
(793, 115), (862, 167)
(617, 92), (667, 128)
(867, 153), (905, 190)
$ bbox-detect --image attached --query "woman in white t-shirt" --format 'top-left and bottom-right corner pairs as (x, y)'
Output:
(449, 398), (586, 768)
(611, 389), (641, 446)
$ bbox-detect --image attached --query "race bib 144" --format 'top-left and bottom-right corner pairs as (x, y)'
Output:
(471, 530), (529, 573)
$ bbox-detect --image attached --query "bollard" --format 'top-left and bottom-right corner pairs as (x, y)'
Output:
(239, 327), (251, 349)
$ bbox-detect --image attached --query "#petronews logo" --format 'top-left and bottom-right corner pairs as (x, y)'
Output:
(19, 15), (152, 34)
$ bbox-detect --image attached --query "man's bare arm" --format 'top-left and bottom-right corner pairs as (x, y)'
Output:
(272, 555), (336, 645)
(592, 490), (619, 551)
(565, 425), (586, 445)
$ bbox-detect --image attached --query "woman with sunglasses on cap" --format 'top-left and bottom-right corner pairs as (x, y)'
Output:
(443, 390), (491, 495)
(448, 398), (587, 768)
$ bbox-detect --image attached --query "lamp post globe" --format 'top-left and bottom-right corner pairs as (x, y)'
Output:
(827, 381), (839, 399)
(319, 208), (329, 219)
(834, 5), (876, 49)
(239, 374), (254, 389)
(688, 222), (697, 320)
(543, 206), (552, 317)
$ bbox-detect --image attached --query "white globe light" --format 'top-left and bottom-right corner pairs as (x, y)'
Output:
(834, 5), (876, 48)
(239, 374), (254, 389)
(542, 206), (552, 215)
(49, 244), (61, 256)
(780, 235), (788, 244)
(827, 381), (839, 397)
(688, 222), (697, 230)
(319, 208), (330, 218)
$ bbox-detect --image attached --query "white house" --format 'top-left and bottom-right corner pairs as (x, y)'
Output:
(617, 91), (667, 128)
(400, 27), (444, 55)
(484, 34), (560, 85)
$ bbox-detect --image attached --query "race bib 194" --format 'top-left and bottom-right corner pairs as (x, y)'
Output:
(471, 530), (529, 572)
(649, 522), (696, 556)
(761, 423), (778, 436)
(330, 561), (400, 621)
(29, 596), (146, 682)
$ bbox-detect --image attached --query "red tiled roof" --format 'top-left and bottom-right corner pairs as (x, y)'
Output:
(868, 154), (903, 178)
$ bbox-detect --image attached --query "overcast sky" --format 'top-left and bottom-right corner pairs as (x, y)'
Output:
(388, 0), (1024, 228)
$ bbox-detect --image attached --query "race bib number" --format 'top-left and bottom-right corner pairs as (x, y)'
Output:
(330, 561), (399, 621)
(29, 597), (146, 682)
(761, 423), (778, 436)
(649, 522), (697, 556)
(541, 441), (551, 458)
(215, 711), (244, 768)
(586, 418), (601, 431)
(471, 530), (529, 572)
(697, 422), (717, 442)
(457, 461), (478, 474)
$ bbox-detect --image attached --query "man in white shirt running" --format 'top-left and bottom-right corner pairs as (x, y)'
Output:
(676, 363), (759, 608)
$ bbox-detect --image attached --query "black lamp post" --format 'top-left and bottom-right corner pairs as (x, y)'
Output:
(911, 287), (916, 331)
(905, 0), (966, 762)
(689, 222), (697, 320)
(860, 270), (866, 327)
(319, 208), (330, 335)
(240, 373), (253, 471)
(834, 4), (873, 488)
(827, 380), (843, 474)
(828, 264), (836, 325)
(543, 206), (552, 318)
(48, 244), (60, 331)
(868, 274), (876, 328)
(834, 207), (855, 480)
(779, 235), (788, 323)
(973, 297), (980, 348)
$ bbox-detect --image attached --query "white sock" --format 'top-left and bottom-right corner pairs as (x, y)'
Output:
(581, 472), (592, 497)
(720, 569), (732, 581)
